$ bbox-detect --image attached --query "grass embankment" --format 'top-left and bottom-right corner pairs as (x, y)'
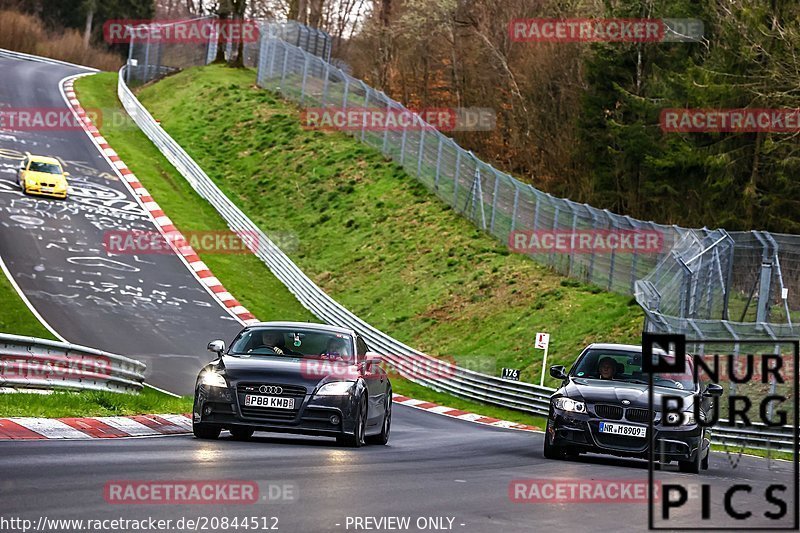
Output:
(0, 388), (192, 418)
(134, 65), (644, 385)
(0, 265), (57, 339)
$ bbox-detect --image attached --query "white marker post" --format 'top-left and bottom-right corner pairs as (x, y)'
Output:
(536, 332), (550, 387)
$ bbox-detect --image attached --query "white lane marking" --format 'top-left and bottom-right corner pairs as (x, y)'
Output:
(100, 416), (160, 436)
(0, 255), (66, 342)
(12, 418), (90, 439)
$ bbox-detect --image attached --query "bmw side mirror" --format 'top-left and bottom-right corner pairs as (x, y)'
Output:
(63, 172), (70, 178)
(704, 383), (723, 397)
(207, 339), (225, 357)
(549, 365), (567, 380)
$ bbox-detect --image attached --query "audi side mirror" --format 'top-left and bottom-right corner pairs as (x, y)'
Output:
(550, 365), (567, 380)
(207, 339), (225, 356)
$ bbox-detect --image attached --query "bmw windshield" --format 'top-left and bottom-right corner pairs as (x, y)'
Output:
(571, 348), (695, 391)
(228, 327), (356, 363)
(29, 161), (61, 174)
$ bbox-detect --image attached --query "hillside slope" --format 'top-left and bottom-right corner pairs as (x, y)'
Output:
(136, 65), (644, 386)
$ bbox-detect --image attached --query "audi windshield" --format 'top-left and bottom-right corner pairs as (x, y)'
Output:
(228, 327), (355, 362)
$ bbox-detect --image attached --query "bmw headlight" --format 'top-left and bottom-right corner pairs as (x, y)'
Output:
(666, 411), (696, 425)
(316, 381), (355, 396)
(200, 370), (228, 388)
(553, 397), (586, 413)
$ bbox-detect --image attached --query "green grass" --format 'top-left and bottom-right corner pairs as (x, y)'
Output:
(0, 263), (57, 339)
(0, 387), (192, 418)
(130, 64), (643, 388)
(74, 73), (315, 324)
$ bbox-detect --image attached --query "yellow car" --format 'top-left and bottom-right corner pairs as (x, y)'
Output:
(17, 153), (69, 199)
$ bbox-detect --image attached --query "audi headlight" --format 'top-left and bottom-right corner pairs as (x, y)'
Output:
(316, 381), (355, 396)
(200, 370), (228, 388)
(665, 411), (695, 425)
(553, 397), (586, 413)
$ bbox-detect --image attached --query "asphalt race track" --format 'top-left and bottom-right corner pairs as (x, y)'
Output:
(0, 407), (795, 532)
(0, 54), (796, 533)
(0, 56), (241, 393)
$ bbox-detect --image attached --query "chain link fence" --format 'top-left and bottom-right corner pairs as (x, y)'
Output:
(251, 34), (800, 341)
(124, 22), (799, 342)
(126, 17), (332, 85)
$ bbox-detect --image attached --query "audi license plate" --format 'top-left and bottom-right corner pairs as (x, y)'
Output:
(244, 395), (294, 409)
(598, 422), (646, 438)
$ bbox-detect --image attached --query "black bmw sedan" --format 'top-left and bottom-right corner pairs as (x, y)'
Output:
(192, 321), (391, 447)
(544, 343), (722, 473)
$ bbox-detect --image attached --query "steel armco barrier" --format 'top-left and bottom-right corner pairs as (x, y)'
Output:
(116, 68), (796, 453)
(0, 333), (146, 393)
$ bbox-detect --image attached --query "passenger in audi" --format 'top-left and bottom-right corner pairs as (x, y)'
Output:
(323, 337), (353, 363)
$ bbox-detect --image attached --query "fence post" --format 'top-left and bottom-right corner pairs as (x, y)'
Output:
(382, 100), (391, 154)
(143, 31), (151, 83)
(300, 54), (310, 104)
(280, 46), (290, 86)
(341, 77), (350, 110)
(489, 169), (500, 233)
(605, 210), (617, 291)
(318, 60), (330, 107)
(399, 120), (408, 166)
(510, 183), (520, 231)
(568, 205), (578, 277)
(434, 135), (443, 191)
(416, 121), (426, 177)
(126, 31), (135, 85)
(453, 148), (461, 208)
(360, 88), (369, 141)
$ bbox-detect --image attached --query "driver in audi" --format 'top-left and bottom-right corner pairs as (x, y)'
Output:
(259, 331), (286, 355)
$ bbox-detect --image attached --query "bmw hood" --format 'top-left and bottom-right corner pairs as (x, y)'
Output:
(560, 378), (695, 410)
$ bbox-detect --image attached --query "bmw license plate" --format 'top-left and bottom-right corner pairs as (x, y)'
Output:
(244, 395), (294, 409)
(598, 422), (646, 438)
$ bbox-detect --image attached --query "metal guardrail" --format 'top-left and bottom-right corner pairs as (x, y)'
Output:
(116, 67), (796, 452)
(0, 333), (146, 393)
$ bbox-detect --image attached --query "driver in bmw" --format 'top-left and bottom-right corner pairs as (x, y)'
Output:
(598, 357), (617, 380)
